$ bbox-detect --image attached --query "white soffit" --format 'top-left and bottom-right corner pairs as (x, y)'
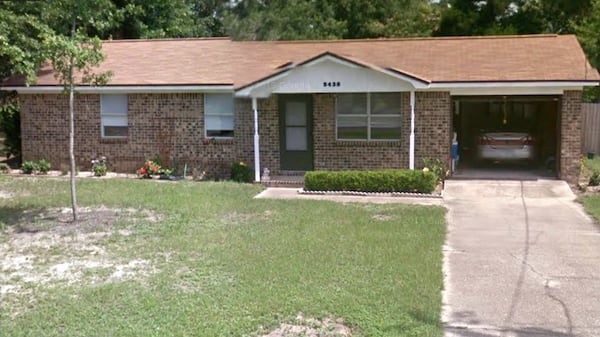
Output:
(431, 81), (597, 96)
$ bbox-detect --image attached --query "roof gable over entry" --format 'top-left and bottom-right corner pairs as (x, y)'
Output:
(236, 52), (430, 98)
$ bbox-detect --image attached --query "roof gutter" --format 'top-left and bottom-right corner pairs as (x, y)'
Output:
(0, 85), (235, 94)
(3, 81), (597, 96)
(429, 80), (599, 88)
(429, 81), (599, 96)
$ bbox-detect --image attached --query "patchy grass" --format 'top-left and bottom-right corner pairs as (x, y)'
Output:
(0, 176), (446, 337)
(580, 195), (600, 225)
(578, 158), (600, 192)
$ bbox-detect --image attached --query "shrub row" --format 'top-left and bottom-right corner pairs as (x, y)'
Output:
(304, 169), (438, 193)
(21, 160), (51, 174)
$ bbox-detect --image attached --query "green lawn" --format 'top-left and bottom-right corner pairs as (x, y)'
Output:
(581, 195), (600, 223)
(0, 176), (446, 337)
(581, 158), (600, 221)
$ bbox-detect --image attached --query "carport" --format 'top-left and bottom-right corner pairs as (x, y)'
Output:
(452, 96), (560, 179)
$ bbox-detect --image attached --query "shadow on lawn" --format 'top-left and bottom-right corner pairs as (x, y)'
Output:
(378, 310), (441, 335)
(445, 326), (579, 337)
(0, 206), (60, 232)
(445, 310), (579, 337)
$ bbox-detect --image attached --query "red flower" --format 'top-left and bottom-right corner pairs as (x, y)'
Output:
(151, 165), (157, 172)
(145, 161), (151, 168)
(140, 168), (147, 175)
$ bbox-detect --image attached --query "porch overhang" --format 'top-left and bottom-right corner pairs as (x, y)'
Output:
(234, 52), (430, 98)
(432, 81), (599, 96)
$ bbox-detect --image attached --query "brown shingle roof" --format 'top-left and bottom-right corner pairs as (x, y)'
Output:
(3, 34), (599, 88)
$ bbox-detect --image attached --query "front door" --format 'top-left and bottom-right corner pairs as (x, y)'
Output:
(279, 95), (313, 171)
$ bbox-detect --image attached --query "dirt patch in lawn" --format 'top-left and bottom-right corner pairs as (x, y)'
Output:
(0, 206), (160, 317)
(260, 314), (352, 337)
(371, 214), (393, 221)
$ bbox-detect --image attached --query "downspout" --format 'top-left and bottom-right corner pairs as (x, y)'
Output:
(252, 97), (261, 182)
(409, 90), (416, 170)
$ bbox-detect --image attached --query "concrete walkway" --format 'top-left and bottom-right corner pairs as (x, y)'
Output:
(254, 187), (444, 205)
(443, 179), (600, 337)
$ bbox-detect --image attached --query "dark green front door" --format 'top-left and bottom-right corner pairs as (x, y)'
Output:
(279, 95), (313, 171)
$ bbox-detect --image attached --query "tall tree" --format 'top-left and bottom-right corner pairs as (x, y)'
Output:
(187, 0), (229, 37)
(224, 0), (439, 40)
(106, 0), (195, 39)
(334, 0), (439, 38)
(573, 0), (600, 101)
(435, 0), (593, 36)
(224, 0), (342, 40)
(40, 0), (119, 38)
(435, 0), (519, 36)
(0, 6), (51, 83)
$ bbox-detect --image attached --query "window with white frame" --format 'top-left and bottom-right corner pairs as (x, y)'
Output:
(205, 93), (234, 138)
(100, 94), (128, 138)
(336, 92), (402, 140)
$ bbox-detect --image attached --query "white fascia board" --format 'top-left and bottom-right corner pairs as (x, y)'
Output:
(235, 71), (292, 98)
(2, 85), (235, 94)
(376, 69), (429, 89)
(429, 81), (598, 96)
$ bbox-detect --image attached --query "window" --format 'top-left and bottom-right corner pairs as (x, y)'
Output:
(336, 93), (401, 140)
(100, 94), (128, 138)
(205, 93), (234, 138)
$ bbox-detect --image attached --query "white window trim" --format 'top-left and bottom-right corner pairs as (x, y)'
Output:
(100, 94), (128, 139)
(204, 93), (235, 139)
(335, 93), (402, 141)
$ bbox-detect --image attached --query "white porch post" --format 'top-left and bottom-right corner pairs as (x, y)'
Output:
(252, 97), (261, 182)
(409, 90), (416, 170)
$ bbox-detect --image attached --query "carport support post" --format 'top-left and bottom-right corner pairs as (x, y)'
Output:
(409, 90), (415, 170)
(252, 97), (261, 182)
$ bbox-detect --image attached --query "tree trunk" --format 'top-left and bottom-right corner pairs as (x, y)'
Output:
(69, 68), (78, 222)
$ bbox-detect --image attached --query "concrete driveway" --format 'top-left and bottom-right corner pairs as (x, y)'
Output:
(443, 179), (600, 337)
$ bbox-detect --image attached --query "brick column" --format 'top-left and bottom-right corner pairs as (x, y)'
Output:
(414, 91), (452, 169)
(559, 90), (583, 184)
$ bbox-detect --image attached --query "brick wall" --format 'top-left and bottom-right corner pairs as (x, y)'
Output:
(312, 93), (408, 170)
(560, 90), (583, 184)
(20, 94), (96, 171)
(20, 93), (242, 177)
(232, 96), (279, 177)
(257, 96), (280, 174)
(311, 92), (451, 172)
(19, 91), (454, 177)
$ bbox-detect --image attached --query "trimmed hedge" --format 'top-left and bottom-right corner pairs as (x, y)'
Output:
(304, 169), (438, 193)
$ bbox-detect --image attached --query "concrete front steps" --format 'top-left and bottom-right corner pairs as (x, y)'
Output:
(263, 171), (305, 188)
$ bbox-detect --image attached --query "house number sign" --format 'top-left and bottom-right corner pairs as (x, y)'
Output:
(323, 81), (341, 87)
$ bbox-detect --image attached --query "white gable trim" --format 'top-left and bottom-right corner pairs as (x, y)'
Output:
(235, 53), (429, 98)
(300, 54), (363, 69)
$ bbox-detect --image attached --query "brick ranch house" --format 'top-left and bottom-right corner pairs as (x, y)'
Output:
(1, 34), (599, 183)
